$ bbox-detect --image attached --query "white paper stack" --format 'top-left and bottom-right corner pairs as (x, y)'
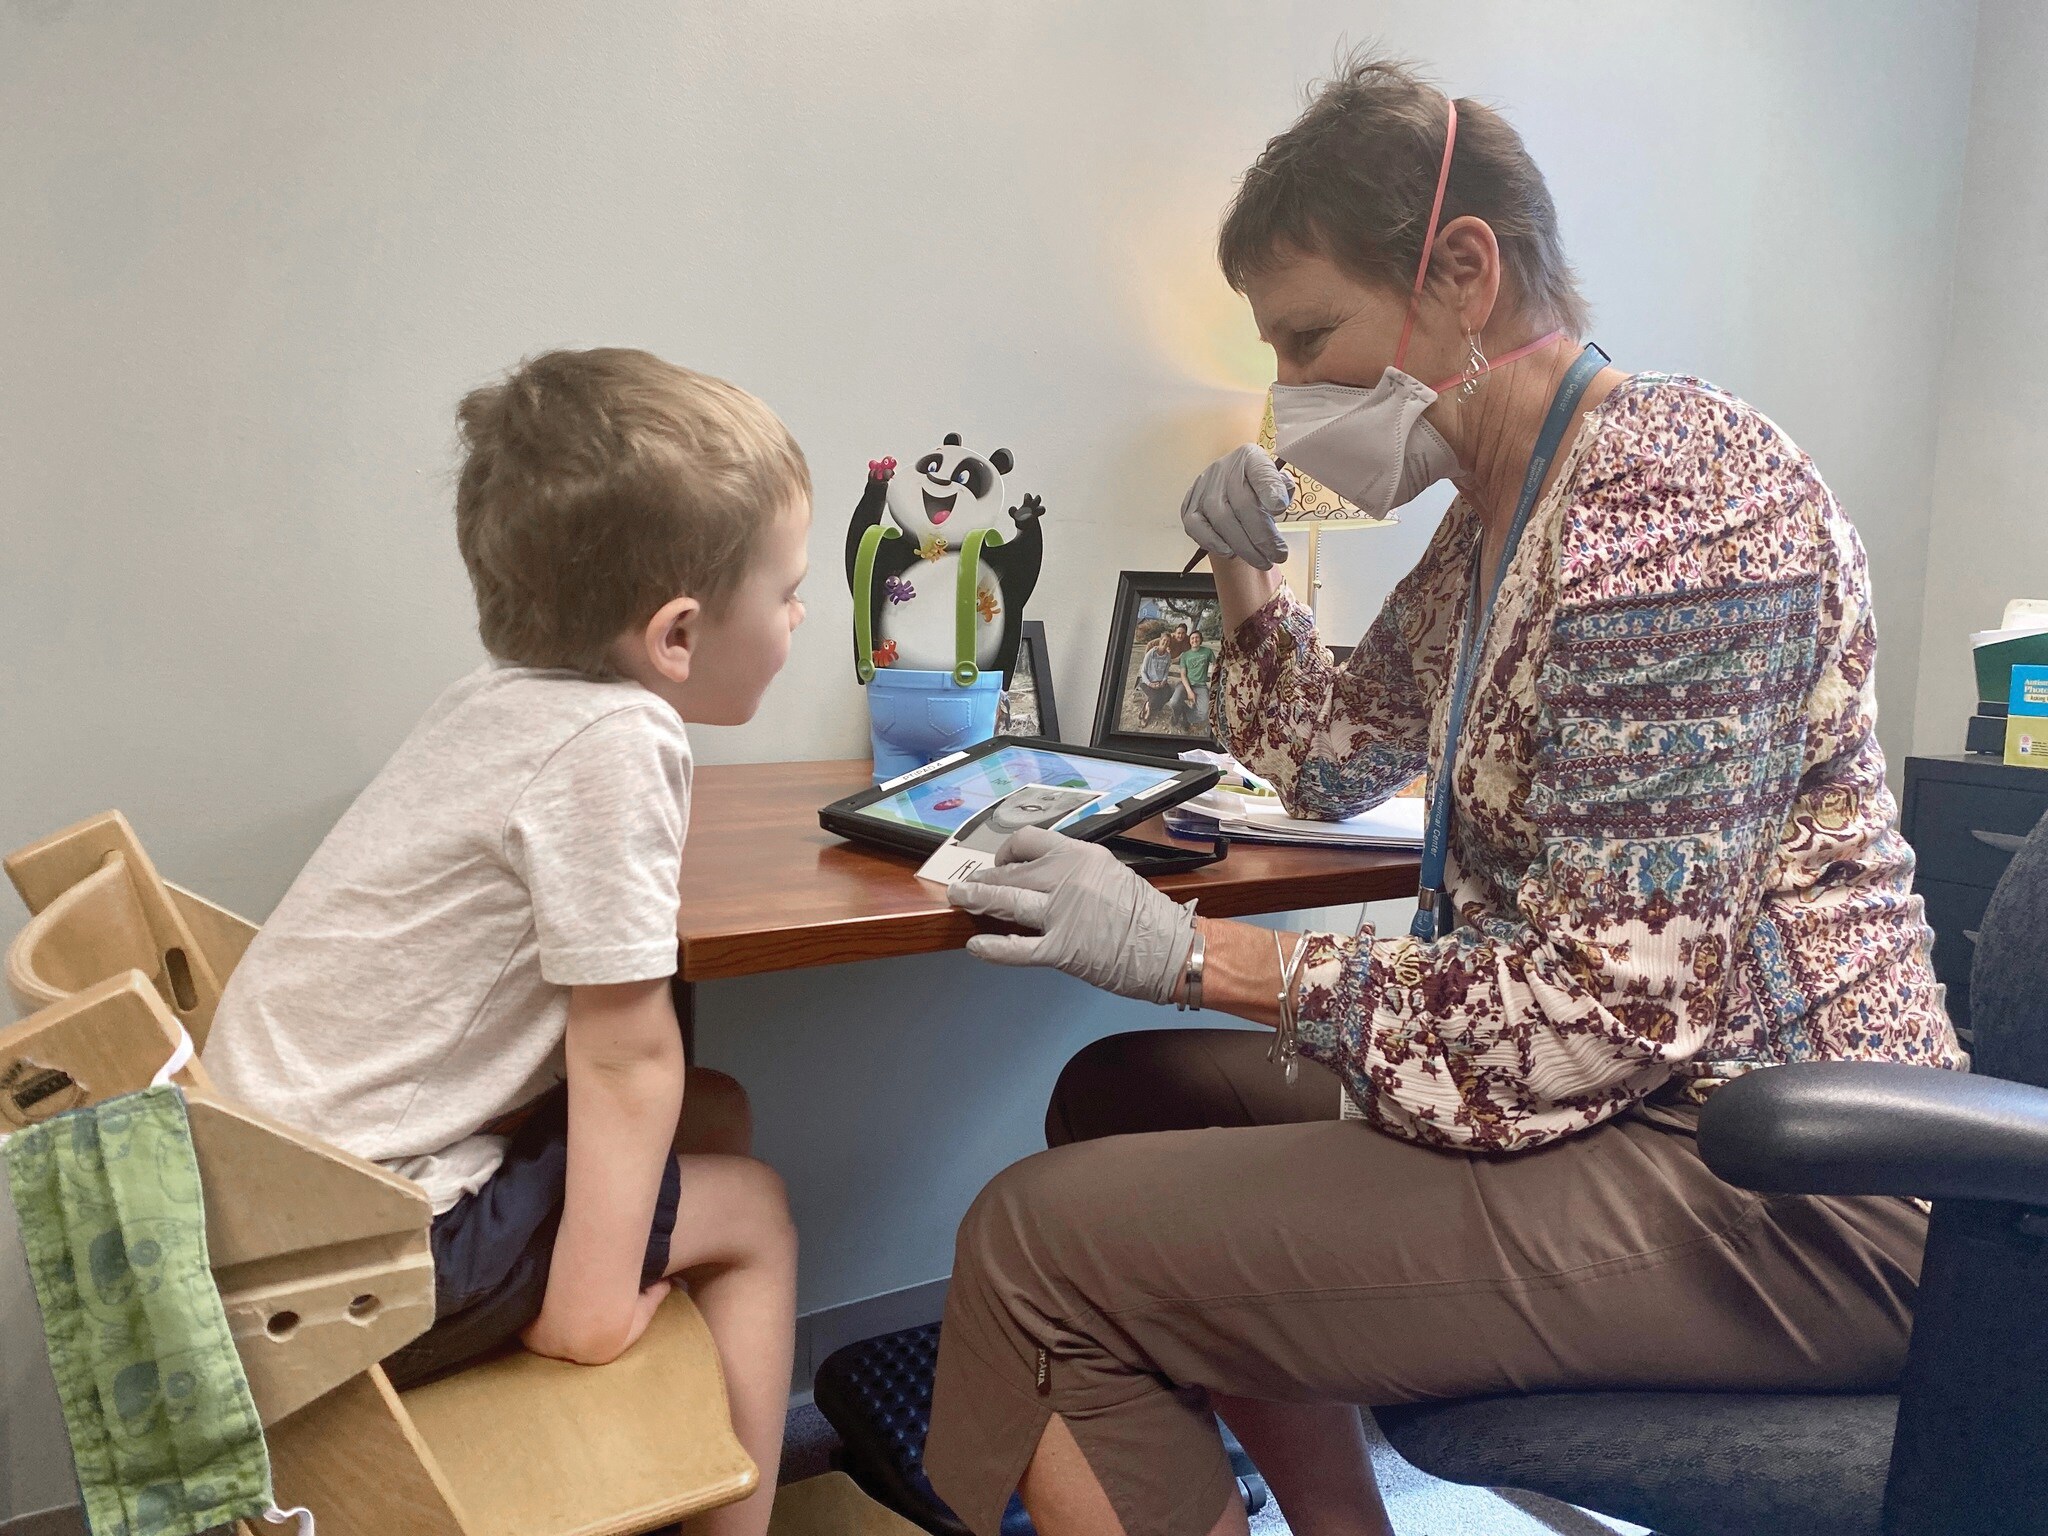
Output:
(1164, 786), (1425, 849)
(1972, 598), (2048, 651)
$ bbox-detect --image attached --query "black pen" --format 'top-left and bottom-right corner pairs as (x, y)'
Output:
(1184, 456), (1289, 573)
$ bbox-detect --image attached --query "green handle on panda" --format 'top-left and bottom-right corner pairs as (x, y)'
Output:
(955, 527), (1006, 686)
(852, 522), (900, 684)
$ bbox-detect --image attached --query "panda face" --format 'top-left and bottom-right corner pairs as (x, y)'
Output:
(884, 435), (1013, 547)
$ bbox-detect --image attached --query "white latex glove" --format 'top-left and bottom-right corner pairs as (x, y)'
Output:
(1180, 444), (1295, 570)
(947, 827), (1197, 1004)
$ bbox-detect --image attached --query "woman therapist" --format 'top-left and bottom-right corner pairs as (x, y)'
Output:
(922, 53), (1966, 1536)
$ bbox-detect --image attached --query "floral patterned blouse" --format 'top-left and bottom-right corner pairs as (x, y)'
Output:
(1216, 374), (1966, 1152)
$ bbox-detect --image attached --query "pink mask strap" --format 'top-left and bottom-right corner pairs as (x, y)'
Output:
(1427, 328), (1567, 395)
(1392, 97), (1458, 373)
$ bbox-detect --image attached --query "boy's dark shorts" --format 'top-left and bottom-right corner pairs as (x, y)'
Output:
(382, 1085), (680, 1389)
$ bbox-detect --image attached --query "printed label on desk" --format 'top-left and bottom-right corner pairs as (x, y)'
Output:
(2006, 714), (2048, 769)
(877, 749), (970, 792)
(917, 784), (1103, 886)
(1121, 776), (1186, 806)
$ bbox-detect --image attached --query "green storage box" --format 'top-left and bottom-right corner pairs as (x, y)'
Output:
(1975, 629), (2048, 707)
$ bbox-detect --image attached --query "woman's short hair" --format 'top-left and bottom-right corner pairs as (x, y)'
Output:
(1218, 49), (1589, 337)
(453, 348), (809, 677)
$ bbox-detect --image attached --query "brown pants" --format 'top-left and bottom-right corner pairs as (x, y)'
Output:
(925, 1028), (1926, 1536)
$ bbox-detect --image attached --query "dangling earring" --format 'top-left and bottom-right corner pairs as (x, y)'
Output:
(1460, 332), (1488, 401)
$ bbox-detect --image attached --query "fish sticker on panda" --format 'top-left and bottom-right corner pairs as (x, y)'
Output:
(845, 432), (1045, 681)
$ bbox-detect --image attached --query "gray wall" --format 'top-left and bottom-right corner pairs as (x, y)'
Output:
(1914, 0), (2048, 753)
(2, 0), (1984, 1519)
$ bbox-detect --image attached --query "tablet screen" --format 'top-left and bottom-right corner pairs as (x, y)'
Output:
(855, 745), (1184, 840)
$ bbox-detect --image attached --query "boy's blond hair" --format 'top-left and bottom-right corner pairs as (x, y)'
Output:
(454, 348), (810, 676)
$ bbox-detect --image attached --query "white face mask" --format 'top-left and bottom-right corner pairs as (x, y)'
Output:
(1263, 94), (1563, 521)
(1269, 369), (1462, 520)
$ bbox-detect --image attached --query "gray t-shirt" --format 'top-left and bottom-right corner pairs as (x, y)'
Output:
(203, 664), (692, 1213)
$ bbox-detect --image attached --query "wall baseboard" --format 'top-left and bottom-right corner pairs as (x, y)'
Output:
(791, 1277), (948, 1403)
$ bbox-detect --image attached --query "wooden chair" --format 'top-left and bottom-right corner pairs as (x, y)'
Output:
(6, 812), (236, 1040)
(766, 1473), (925, 1536)
(4, 815), (759, 1536)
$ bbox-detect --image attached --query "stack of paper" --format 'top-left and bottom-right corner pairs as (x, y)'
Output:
(1165, 786), (1424, 849)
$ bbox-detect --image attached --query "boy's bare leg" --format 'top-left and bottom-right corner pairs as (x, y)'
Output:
(667, 1152), (798, 1536)
(1213, 1396), (1393, 1536)
(1019, 1414), (1248, 1536)
(676, 1066), (753, 1156)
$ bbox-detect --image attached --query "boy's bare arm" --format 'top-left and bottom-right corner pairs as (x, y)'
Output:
(523, 976), (685, 1365)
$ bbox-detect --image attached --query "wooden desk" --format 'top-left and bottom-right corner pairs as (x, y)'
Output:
(675, 760), (1421, 1003)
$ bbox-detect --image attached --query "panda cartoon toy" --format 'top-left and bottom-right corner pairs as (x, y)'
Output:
(845, 433), (1044, 680)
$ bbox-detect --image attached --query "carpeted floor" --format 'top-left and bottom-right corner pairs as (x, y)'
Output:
(777, 1400), (1647, 1536)
(777, 1401), (843, 1485)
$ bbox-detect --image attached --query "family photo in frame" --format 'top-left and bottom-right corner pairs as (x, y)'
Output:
(1090, 571), (1224, 757)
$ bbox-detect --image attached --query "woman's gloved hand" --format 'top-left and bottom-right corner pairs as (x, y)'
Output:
(1180, 444), (1295, 570)
(947, 827), (1197, 1004)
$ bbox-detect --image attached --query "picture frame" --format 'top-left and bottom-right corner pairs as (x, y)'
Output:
(996, 619), (1061, 742)
(1090, 571), (1224, 758)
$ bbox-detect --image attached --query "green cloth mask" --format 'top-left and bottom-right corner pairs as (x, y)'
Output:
(5, 1078), (299, 1536)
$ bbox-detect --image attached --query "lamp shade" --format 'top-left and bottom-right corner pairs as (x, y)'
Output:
(1257, 390), (1398, 528)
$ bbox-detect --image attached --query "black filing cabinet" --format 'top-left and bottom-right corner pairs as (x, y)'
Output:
(1901, 755), (2048, 1040)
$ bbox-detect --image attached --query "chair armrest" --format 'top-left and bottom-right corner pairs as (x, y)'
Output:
(1698, 1061), (2048, 1206)
(0, 971), (195, 1111)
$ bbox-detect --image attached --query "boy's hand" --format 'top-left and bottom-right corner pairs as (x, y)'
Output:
(625, 1279), (673, 1350)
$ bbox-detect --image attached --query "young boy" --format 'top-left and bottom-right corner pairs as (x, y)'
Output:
(202, 348), (808, 1536)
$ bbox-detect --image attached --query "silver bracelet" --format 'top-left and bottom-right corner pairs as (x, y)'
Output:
(1267, 930), (1307, 1084)
(1176, 926), (1206, 1012)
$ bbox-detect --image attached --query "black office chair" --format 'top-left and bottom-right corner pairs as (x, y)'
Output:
(1375, 817), (2048, 1536)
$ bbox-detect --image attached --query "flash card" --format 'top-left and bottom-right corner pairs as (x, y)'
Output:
(916, 783), (1104, 886)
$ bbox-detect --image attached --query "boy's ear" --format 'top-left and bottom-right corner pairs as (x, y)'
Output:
(641, 593), (702, 685)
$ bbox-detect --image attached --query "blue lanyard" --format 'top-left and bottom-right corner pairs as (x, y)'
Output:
(1410, 342), (1608, 942)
